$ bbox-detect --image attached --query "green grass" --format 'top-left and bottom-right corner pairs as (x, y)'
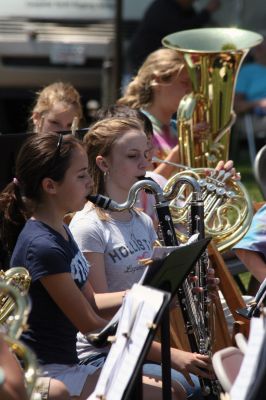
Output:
(239, 271), (251, 291)
(228, 142), (264, 293)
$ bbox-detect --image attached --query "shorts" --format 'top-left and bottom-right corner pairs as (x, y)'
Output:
(41, 363), (98, 396)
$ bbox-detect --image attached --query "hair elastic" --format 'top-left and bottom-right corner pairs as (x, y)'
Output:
(13, 177), (20, 186)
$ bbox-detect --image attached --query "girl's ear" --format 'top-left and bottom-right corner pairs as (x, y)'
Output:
(150, 74), (160, 87)
(32, 112), (44, 133)
(96, 155), (109, 173)
(41, 177), (57, 194)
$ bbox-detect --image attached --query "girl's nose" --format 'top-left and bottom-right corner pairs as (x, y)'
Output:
(141, 156), (150, 169)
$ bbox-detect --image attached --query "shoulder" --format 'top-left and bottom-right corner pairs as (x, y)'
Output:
(70, 207), (104, 233)
(252, 204), (266, 225)
(16, 220), (61, 251)
(70, 207), (109, 252)
(146, 171), (168, 188)
(233, 204), (266, 252)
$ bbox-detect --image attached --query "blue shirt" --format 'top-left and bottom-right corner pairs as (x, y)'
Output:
(233, 204), (266, 262)
(10, 219), (89, 365)
(236, 63), (266, 102)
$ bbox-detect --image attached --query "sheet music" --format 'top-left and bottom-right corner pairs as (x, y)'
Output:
(87, 284), (166, 400)
(230, 316), (265, 400)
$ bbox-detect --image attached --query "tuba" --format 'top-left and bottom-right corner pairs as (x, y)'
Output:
(162, 28), (263, 252)
(162, 28), (263, 168)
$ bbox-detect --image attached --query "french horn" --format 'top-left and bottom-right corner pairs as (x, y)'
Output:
(163, 167), (254, 252)
(0, 268), (39, 399)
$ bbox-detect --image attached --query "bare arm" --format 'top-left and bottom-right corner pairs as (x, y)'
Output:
(153, 145), (180, 179)
(0, 335), (28, 400)
(40, 273), (107, 334)
(83, 252), (125, 319)
(235, 248), (266, 283)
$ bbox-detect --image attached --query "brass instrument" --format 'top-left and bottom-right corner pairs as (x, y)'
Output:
(0, 268), (39, 399)
(0, 267), (31, 329)
(164, 167), (254, 252)
(162, 28), (263, 168)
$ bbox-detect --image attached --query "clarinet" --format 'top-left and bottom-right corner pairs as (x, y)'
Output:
(163, 176), (220, 398)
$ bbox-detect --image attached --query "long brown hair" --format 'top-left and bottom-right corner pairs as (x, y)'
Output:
(0, 133), (83, 257)
(84, 117), (145, 219)
(118, 48), (185, 109)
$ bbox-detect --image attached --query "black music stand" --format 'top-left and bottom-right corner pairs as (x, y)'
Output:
(125, 237), (212, 399)
(142, 237), (211, 297)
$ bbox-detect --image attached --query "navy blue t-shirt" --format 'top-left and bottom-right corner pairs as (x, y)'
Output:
(10, 219), (89, 365)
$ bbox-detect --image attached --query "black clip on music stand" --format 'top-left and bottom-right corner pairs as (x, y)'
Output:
(124, 237), (212, 400)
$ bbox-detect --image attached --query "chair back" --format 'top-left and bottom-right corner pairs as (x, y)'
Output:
(254, 144), (266, 199)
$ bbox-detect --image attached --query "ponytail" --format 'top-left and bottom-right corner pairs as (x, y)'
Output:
(0, 180), (30, 263)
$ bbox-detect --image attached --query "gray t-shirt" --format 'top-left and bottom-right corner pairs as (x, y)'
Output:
(70, 205), (157, 292)
(69, 205), (157, 364)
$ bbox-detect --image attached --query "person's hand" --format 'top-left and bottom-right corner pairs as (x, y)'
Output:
(170, 347), (215, 386)
(211, 159), (241, 181)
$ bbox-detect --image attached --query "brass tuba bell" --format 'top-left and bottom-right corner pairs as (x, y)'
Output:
(162, 28), (263, 168)
(161, 28), (262, 251)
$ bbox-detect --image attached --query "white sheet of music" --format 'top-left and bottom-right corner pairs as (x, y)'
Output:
(87, 284), (165, 400)
(230, 316), (265, 400)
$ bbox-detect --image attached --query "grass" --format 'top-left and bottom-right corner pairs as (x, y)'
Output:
(239, 271), (251, 292)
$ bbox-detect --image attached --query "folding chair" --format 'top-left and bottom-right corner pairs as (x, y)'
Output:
(254, 143), (266, 199)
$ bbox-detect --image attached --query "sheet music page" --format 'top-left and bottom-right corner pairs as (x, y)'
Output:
(87, 284), (165, 400)
(230, 316), (265, 400)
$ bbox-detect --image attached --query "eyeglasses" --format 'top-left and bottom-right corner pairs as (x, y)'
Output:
(53, 133), (63, 166)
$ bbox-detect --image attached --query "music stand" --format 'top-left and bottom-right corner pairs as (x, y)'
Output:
(142, 237), (211, 297)
(127, 237), (211, 399)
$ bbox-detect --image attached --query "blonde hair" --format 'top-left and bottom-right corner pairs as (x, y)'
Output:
(84, 117), (145, 219)
(118, 48), (185, 109)
(29, 81), (83, 127)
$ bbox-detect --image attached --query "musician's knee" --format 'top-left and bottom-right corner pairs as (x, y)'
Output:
(48, 378), (70, 399)
(142, 375), (187, 400)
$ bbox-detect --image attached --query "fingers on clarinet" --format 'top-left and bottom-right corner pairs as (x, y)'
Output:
(188, 274), (198, 283)
(192, 287), (204, 294)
